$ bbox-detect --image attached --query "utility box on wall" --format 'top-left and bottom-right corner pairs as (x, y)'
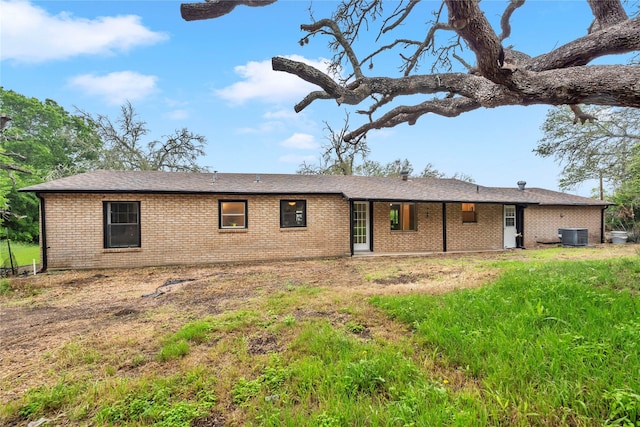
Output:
(558, 228), (588, 247)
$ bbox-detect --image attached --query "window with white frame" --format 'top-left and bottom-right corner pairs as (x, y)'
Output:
(220, 201), (247, 228)
(104, 201), (140, 248)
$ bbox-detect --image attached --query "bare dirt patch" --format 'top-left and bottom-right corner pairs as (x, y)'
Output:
(1, 245), (637, 409)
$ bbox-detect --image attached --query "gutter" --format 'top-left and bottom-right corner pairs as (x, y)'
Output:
(36, 193), (47, 273)
(601, 206), (607, 244)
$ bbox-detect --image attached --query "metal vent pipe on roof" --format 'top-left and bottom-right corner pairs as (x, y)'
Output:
(517, 180), (526, 190)
(401, 170), (409, 181)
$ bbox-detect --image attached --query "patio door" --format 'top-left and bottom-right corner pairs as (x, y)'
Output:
(353, 202), (370, 252)
(504, 205), (517, 248)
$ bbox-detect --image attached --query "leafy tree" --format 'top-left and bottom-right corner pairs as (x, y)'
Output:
(606, 144), (640, 239)
(0, 114), (24, 222)
(353, 158), (412, 177)
(0, 88), (102, 176)
(419, 163), (447, 179)
(181, 0), (640, 142)
(536, 105), (640, 238)
(0, 88), (102, 241)
(417, 163), (474, 182)
(79, 102), (208, 172)
(535, 106), (639, 194)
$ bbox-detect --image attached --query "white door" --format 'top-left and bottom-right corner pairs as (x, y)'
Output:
(504, 205), (517, 248)
(353, 202), (370, 252)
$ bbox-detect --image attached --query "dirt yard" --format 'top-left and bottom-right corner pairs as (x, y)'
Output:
(1, 245), (637, 410)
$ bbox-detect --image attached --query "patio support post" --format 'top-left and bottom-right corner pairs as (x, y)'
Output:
(442, 203), (447, 252)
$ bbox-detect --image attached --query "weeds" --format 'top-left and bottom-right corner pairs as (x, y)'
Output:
(157, 319), (213, 361)
(0, 279), (12, 295)
(95, 371), (216, 426)
(372, 257), (640, 424)
(18, 379), (84, 418)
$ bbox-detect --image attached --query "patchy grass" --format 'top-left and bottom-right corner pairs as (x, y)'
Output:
(1, 245), (638, 426)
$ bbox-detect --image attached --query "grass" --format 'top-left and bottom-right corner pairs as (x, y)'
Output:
(2, 248), (639, 426)
(157, 319), (214, 361)
(0, 240), (39, 266)
(371, 257), (640, 425)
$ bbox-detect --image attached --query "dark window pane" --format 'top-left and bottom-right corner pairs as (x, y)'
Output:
(390, 203), (415, 231)
(281, 200), (306, 227)
(105, 202), (140, 248)
(109, 224), (140, 247)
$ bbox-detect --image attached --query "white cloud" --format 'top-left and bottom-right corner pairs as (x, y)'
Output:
(264, 109), (299, 120)
(215, 55), (331, 105)
(68, 71), (158, 105)
(166, 109), (189, 120)
(0, 0), (167, 63)
(280, 133), (319, 150)
(278, 154), (318, 164)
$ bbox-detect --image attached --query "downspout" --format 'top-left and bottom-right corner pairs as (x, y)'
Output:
(36, 193), (47, 272)
(601, 206), (607, 243)
(442, 203), (447, 252)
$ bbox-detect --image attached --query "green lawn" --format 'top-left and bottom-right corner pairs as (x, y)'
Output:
(372, 257), (640, 425)
(0, 241), (39, 266)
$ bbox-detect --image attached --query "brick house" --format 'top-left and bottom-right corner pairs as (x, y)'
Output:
(20, 170), (609, 270)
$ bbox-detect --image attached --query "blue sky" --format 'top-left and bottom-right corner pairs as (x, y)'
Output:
(0, 0), (628, 195)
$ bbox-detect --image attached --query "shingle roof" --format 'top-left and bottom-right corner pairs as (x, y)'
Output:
(19, 170), (609, 206)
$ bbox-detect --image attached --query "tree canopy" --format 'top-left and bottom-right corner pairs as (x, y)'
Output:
(0, 88), (102, 241)
(78, 102), (208, 172)
(297, 114), (472, 179)
(536, 106), (639, 194)
(180, 0), (640, 142)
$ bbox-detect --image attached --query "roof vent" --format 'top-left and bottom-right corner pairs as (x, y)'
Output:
(517, 180), (526, 191)
(401, 170), (409, 181)
(212, 171), (218, 183)
(255, 174), (261, 183)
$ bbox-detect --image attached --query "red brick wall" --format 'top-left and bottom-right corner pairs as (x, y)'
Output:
(42, 193), (351, 269)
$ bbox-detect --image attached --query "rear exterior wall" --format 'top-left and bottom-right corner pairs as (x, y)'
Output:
(445, 203), (504, 251)
(41, 193), (351, 269)
(372, 202), (444, 253)
(523, 205), (604, 247)
(371, 202), (504, 253)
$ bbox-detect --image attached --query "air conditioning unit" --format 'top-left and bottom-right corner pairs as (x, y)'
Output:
(558, 228), (588, 247)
